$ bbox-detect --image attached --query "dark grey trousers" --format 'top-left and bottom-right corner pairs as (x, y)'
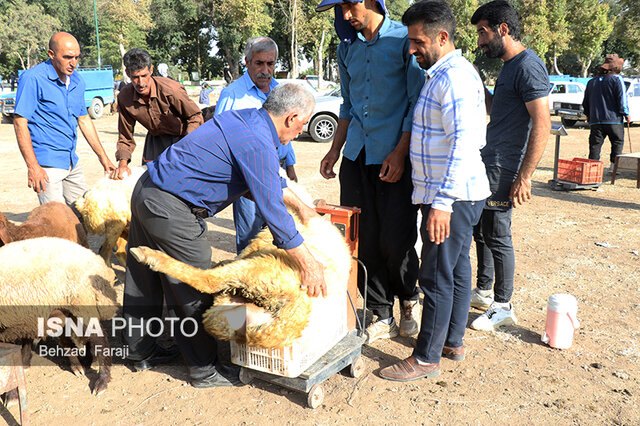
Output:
(122, 173), (218, 380)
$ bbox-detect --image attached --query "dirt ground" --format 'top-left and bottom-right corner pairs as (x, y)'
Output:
(0, 110), (639, 425)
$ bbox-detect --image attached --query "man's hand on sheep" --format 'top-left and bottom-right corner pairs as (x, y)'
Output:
(111, 160), (132, 180)
(287, 243), (327, 298)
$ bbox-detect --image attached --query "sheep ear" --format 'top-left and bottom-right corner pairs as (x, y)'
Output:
(0, 223), (11, 246)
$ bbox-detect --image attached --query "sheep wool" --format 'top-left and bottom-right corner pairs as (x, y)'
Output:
(130, 208), (352, 349)
(0, 237), (118, 342)
(75, 166), (146, 267)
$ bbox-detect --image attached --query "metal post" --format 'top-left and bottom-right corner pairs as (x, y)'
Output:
(93, 0), (101, 67)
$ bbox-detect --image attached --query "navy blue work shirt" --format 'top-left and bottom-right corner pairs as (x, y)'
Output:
(14, 59), (87, 169)
(147, 107), (303, 250)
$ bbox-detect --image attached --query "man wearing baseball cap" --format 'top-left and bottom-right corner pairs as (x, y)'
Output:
(317, 0), (425, 344)
(583, 53), (630, 170)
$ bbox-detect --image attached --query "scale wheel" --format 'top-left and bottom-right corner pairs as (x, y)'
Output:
(239, 367), (253, 385)
(349, 355), (365, 378)
(307, 384), (324, 409)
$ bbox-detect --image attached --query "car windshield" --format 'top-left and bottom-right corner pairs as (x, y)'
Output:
(327, 87), (341, 97)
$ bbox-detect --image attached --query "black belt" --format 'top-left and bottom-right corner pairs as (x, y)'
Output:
(190, 206), (208, 219)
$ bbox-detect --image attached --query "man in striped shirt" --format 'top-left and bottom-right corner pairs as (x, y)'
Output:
(122, 83), (326, 388)
(380, 0), (490, 382)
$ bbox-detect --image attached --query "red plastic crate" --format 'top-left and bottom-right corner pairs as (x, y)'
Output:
(557, 158), (603, 184)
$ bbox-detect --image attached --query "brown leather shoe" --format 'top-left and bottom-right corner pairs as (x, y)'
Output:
(379, 356), (440, 382)
(442, 345), (465, 361)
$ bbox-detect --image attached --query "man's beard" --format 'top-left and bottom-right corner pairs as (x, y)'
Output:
(483, 36), (507, 59)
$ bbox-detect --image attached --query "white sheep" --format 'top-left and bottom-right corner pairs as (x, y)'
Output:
(130, 185), (351, 348)
(75, 167), (146, 267)
(0, 237), (119, 397)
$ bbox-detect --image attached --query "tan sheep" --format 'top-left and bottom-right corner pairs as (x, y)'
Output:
(75, 167), (146, 267)
(130, 201), (351, 349)
(0, 237), (119, 396)
(0, 201), (88, 248)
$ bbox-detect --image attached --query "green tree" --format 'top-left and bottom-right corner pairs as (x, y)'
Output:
(298, 0), (334, 79)
(446, 0), (480, 62)
(36, 0), (97, 65)
(519, 0), (551, 62)
(567, 0), (613, 77)
(213, 0), (273, 79)
(100, 0), (154, 75)
(613, 0), (640, 70)
(0, 0), (60, 70)
(546, 0), (570, 75)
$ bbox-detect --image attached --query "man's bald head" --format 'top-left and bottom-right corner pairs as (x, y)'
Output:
(49, 32), (79, 53)
(47, 32), (81, 81)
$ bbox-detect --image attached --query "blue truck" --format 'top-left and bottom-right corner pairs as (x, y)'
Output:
(0, 66), (114, 120)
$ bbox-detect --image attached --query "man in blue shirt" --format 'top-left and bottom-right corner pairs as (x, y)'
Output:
(215, 36), (298, 254)
(123, 83), (326, 388)
(583, 54), (630, 167)
(316, 0), (425, 343)
(199, 82), (214, 105)
(469, 0), (550, 331)
(380, 1), (489, 382)
(13, 32), (115, 206)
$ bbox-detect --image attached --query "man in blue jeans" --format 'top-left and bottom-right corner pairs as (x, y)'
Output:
(215, 36), (298, 253)
(380, 0), (489, 381)
(470, 0), (550, 331)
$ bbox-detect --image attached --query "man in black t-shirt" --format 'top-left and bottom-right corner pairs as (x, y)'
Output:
(469, 0), (551, 331)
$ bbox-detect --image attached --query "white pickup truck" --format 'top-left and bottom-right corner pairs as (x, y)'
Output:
(555, 77), (640, 127)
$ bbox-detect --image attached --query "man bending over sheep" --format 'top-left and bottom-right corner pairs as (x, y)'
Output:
(13, 32), (115, 206)
(111, 48), (203, 179)
(123, 83), (326, 388)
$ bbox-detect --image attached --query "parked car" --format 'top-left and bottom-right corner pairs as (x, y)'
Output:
(555, 77), (640, 127)
(548, 81), (586, 113)
(301, 75), (338, 92)
(0, 66), (115, 120)
(275, 80), (342, 143)
(306, 86), (342, 143)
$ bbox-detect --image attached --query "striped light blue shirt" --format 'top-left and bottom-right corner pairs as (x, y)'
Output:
(410, 50), (490, 212)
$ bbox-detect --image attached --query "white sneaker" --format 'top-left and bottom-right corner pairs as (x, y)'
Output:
(399, 300), (421, 337)
(470, 288), (494, 311)
(470, 302), (517, 331)
(365, 319), (399, 344)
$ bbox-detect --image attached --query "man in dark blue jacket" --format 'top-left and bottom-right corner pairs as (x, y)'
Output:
(583, 54), (630, 168)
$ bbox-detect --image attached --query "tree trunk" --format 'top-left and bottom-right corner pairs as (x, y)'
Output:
(289, 0), (297, 78)
(224, 46), (239, 80)
(552, 47), (562, 75)
(316, 30), (325, 81)
(119, 40), (129, 83)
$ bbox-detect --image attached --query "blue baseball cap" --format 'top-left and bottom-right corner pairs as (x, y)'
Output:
(316, 0), (387, 44)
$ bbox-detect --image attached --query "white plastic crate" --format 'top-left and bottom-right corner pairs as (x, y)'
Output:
(230, 287), (348, 378)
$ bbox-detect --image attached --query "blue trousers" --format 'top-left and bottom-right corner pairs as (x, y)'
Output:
(413, 200), (485, 364)
(232, 196), (265, 254)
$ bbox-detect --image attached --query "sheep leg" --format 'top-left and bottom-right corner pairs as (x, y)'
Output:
(99, 222), (126, 268)
(114, 226), (129, 267)
(48, 309), (86, 377)
(86, 327), (111, 396)
(20, 339), (33, 368)
(129, 246), (226, 293)
(1, 389), (18, 408)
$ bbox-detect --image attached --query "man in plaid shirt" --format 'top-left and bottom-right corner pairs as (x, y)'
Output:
(380, 0), (490, 382)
